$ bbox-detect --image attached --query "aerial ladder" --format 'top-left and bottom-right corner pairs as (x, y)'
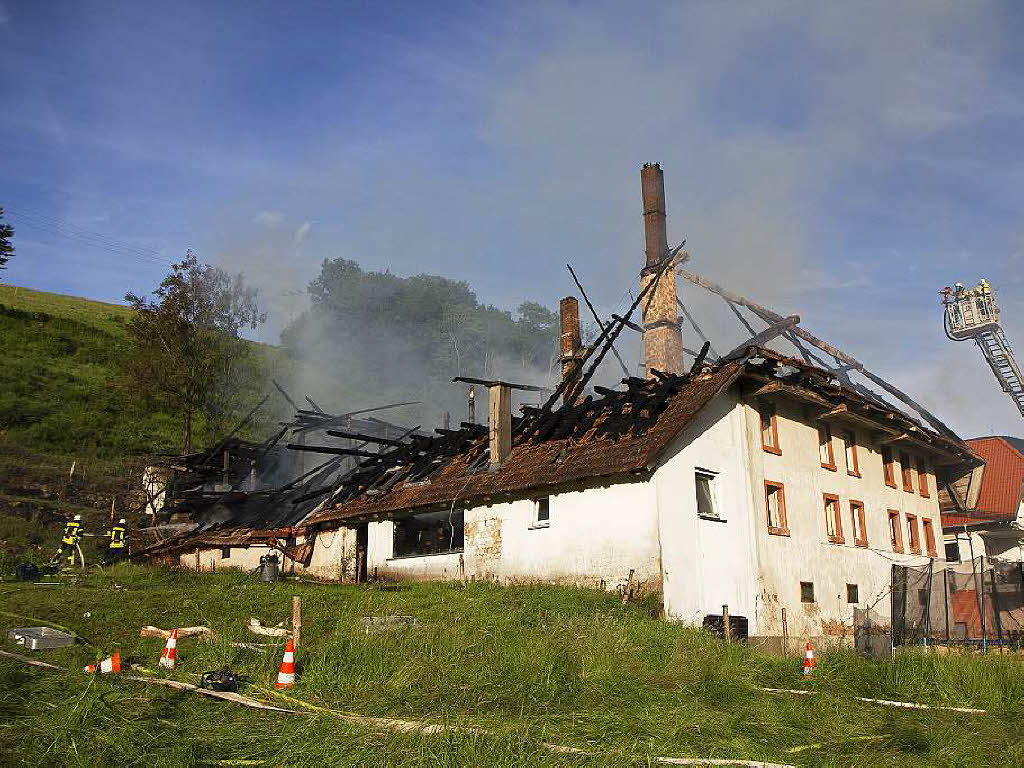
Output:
(941, 279), (1024, 418)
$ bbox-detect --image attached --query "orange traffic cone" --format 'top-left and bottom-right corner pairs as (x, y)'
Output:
(85, 650), (121, 674)
(802, 640), (816, 676)
(274, 637), (296, 688)
(159, 628), (178, 669)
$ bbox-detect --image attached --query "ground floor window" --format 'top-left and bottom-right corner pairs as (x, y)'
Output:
(944, 541), (961, 562)
(393, 508), (465, 557)
(846, 583), (859, 604)
(800, 581), (815, 603)
(221, 547), (231, 559)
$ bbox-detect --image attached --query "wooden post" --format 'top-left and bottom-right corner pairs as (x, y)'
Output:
(722, 604), (731, 642)
(781, 608), (789, 655)
(195, 548), (200, 572)
(110, 497), (116, 526)
(292, 596), (302, 651)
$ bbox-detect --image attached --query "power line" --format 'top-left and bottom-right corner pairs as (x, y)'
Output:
(7, 207), (177, 269)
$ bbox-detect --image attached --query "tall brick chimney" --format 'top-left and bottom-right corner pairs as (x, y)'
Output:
(559, 296), (583, 405)
(640, 163), (683, 377)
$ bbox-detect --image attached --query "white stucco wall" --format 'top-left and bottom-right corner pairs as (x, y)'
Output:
(464, 481), (660, 591)
(743, 393), (944, 642)
(655, 390), (760, 629)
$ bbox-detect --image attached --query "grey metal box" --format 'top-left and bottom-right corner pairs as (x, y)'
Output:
(6, 627), (75, 650)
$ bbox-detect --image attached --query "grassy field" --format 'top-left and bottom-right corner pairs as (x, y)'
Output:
(0, 283), (284, 458)
(2, 566), (1022, 767)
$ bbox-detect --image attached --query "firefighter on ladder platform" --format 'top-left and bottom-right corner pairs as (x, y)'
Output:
(104, 518), (128, 564)
(52, 514), (84, 569)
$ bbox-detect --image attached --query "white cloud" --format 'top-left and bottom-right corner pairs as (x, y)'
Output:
(252, 210), (285, 227)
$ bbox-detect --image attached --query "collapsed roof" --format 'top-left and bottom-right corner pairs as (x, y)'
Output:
(306, 345), (978, 529)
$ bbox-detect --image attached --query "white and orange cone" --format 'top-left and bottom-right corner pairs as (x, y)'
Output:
(802, 640), (816, 676)
(85, 650), (121, 674)
(159, 628), (178, 669)
(274, 637), (296, 689)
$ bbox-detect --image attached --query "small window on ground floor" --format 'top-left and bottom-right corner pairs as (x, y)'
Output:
(393, 507), (465, 557)
(800, 581), (815, 603)
(846, 583), (859, 604)
(695, 469), (722, 520)
(945, 541), (961, 562)
(533, 497), (550, 528)
(221, 547), (231, 559)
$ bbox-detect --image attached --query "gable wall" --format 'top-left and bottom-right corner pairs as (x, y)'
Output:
(742, 392), (944, 644)
(654, 388), (760, 628)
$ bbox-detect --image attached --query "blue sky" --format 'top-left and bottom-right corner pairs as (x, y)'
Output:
(1, 1), (1023, 436)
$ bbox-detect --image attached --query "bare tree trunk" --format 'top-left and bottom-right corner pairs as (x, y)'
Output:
(183, 408), (193, 454)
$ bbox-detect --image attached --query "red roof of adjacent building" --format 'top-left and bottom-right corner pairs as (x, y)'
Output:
(942, 436), (1024, 529)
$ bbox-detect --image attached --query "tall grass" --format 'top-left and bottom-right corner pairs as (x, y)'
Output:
(1, 566), (1022, 766)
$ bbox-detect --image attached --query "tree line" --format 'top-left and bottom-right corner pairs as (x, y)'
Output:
(120, 255), (559, 453)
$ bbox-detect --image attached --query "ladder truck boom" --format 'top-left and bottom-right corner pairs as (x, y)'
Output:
(941, 279), (1024, 418)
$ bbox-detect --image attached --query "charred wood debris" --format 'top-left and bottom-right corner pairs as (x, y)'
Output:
(144, 383), (425, 542)
(143, 252), (974, 557)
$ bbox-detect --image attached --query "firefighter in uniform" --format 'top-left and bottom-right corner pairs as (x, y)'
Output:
(52, 514), (84, 568)
(104, 518), (128, 564)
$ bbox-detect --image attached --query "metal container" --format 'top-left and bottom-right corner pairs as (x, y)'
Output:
(258, 553), (279, 583)
(7, 627), (75, 650)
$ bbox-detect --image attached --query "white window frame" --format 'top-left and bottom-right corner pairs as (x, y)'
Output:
(695, 468), (724, 521)
(530, 497), (551, 529)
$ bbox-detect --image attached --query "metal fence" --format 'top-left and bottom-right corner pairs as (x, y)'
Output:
(892, 557), (1024, 649)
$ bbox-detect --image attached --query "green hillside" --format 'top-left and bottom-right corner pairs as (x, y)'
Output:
(0, 284), (279, 458)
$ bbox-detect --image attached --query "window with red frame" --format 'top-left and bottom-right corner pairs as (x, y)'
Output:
(842, 430), (860, 477)
(900, 451), (915, 493)
(888, 510), (903, 552)
(906, 512), (921, 553)
(818, 424), (836, 470)
(824, 494), (843, 544)
(765, 481), (788, 535)
(760, 403), (781, 455)
(922, 518), (937, 557)
(850, 500), (868, 547)
(882, 446), (896, 488)
(916, 457), (930, 498)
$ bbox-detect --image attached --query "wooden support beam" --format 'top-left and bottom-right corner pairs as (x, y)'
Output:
(567, 263), (632, 377)
(285, 444), (379, 458)
(723, 315), (800, 361)
(677, 268), (959, 439)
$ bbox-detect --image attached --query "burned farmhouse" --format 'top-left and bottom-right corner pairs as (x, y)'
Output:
(138, 164), (981, 649)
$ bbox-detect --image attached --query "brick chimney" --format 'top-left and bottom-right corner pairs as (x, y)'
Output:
(559, 296), (583, 405)
(488, 383), (511, 469)
(640, 163), (683, 377)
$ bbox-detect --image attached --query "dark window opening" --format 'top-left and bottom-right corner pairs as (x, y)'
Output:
(846, 584), (859, 604)
(393, 508), (464, 557)
(800, 581), (815, 603)
(221, 547), (231, 559)
(918, 588), (929, 607)
(944, 541), (961, 562)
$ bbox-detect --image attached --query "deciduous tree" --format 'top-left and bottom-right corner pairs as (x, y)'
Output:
(122, 252), (266, 453)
